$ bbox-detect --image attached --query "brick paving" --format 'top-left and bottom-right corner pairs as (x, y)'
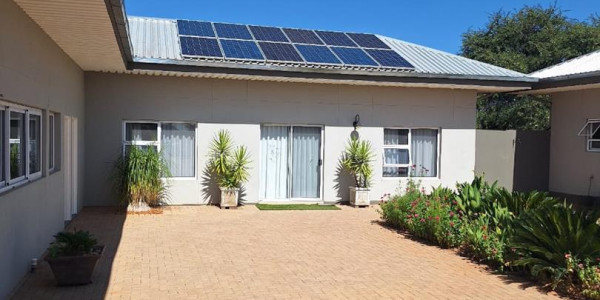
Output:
(10, 205), (560, 300)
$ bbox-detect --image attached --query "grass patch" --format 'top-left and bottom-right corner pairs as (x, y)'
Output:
(255, 204), (340, 211)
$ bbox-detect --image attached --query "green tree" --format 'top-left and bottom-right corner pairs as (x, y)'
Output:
(461, 6), (600, 130)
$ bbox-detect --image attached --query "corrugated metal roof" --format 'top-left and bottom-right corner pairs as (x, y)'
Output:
(529, 50), (600, 79)
(128, 16), (532, 80)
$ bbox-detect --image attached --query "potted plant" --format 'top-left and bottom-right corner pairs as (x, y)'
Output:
(113, 146), (170, 212)
(209, 130), (251, 208)
(341, 137), (374, 207)
(45, 230), (104, 286)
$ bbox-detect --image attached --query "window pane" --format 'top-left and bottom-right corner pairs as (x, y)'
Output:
(29, 114), (41, 174)
(384, 129), (408, 145)
(0, 111), (3, 182)
(125, 123), (158, 141)
(592, 123), (600, 139)
(591, 141), (600, 150)
(161, 123), (195, 177)
(49, 115), (55, 170)
(124, 145), (159, 156)
(411, 129), (437, 177)
(384, 148), (409, 164)
(10, 111), (26, 180)
(383, 167), (408, 177)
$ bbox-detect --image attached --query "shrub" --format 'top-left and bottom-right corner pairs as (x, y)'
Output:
(341, 137), (374, 188)
(208, 130), (251, 189)
(460, 217), (506, 268)
(48, 230), (98, 258)
(509, 203), (600, 292)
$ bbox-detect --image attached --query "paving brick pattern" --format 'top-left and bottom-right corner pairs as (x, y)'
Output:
(11, 206), (560, 300)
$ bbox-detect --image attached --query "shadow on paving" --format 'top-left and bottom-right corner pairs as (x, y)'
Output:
(10, 207), (126, 300)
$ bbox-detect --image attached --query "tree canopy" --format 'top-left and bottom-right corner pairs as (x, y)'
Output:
(461, 6), (600, 130)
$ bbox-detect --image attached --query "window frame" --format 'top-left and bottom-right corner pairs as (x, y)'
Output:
(8, 107), (27, 184)
(122, 120), (197, 180)
(587, 121), (600, 152)
(48, 112), (56, 172)
(382, 127), (441, 179)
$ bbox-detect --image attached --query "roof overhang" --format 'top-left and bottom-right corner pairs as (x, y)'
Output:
(129, 59), (535, 92)
(525, 71), (600, 94)
(14, 0), (132, 72)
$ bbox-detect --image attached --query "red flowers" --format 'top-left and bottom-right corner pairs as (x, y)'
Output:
(449, 211), (455, 217)
(565, 253), (572, 259)
(449, 221), (455, 227)
(435, 216), (440, 222)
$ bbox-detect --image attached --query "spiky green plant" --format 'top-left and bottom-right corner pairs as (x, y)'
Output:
(509, 203), (600, 286)
(341, 137), (374, 188)
(48, 230), (98, 258)
(113, 146), (170, 207)
(209, 130), (251, 189)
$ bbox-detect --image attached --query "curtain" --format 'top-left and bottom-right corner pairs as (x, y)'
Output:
(411, 129), (438, 177)
(291, 127), (321, 198)
(260, 126), (289, 199)
(384, 129), (408, 145)
(161, 123), (195, 177)
(126, 123), (157, 141)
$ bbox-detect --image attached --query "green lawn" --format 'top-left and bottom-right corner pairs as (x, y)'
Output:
(255, 204), (341, 211)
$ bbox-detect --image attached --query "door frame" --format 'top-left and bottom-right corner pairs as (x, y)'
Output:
(259, 124), (324, 202)
(63, 116), (78, 222)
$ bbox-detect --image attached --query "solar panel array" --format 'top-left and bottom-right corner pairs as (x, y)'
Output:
(176, 19), (414, 70)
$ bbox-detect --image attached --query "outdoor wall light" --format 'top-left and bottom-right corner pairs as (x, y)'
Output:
(353, 114), (360, 130)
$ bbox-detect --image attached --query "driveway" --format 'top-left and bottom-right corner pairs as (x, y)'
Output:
(11, 206), (559, 299)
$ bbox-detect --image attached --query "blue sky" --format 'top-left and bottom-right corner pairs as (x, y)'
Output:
(126, 0), (599, 54)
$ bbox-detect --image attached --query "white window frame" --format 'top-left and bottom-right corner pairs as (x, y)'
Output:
(383, 127), (440, 179)
(48, 112), (56, 172)
(122, 120), (197, 180)
(8, 107), (27, 185)
(27, 109), (43, 180)
(587, 121), (600, 152)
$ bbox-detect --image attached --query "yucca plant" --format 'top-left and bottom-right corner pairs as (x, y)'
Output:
(509, 203), (600, 287)
(113, 146), (170, 211)
(341, 137), (374, 188)
(48, 230), (98, 258)
(209, 130), (251, 189)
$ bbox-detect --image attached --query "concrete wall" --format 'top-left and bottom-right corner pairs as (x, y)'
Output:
(475, 130), (516, 190)
(84, 72), (477, 206)
(550, 88), (600, 202)
(0, 1), (85, 298)
(513, 130), (550, 192)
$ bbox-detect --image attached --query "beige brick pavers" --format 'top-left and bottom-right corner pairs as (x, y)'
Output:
(10, 205), (561, 300)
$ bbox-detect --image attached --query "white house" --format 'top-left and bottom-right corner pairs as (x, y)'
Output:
(0, 0), (537, 297)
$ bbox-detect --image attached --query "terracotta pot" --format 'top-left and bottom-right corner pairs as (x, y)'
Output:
(45, 246), (104, 286)
(349, 186), (370, 207)
(220, 187), (239, 208)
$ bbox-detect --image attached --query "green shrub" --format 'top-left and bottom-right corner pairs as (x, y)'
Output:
(460, 217), (506, 268)
(208, 130), (251, 189)
(341, 137), (374, 188)
(48, 230), (98, 258)
(509, 203), (600, 291)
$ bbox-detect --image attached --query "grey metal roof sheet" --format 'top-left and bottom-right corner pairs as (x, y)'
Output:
(128, 16), (532, 81)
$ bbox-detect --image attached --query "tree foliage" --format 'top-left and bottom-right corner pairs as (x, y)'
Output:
(461, 6), (600, 130)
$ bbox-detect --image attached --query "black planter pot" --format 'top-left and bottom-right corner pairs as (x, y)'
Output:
(45, 246), (104, 286)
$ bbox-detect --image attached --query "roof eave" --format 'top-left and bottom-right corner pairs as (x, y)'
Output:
(105, 0), (134, 68)
(526, 71), (600, 94)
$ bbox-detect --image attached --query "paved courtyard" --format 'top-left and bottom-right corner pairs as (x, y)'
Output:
(11, 205), (560, 300)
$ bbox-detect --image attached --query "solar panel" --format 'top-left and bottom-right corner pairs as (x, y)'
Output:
(331, 47), (378, 66)
(249, 25), (289, 42)
(177, 20), (215, 37)
(295, 45), (340, 64)
(365, 49), (413, 68)
(315, 31), (357, 47)
(180, 36), (222, 57)
(220, 39), (264, 60)
(258, 42), (303, 62)
(346, 33), (390, 49)
(214, 23), (253, 40)
(282, 28), (323, 45)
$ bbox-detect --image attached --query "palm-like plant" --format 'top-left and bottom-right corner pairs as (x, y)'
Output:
(209, 130), (251, 189)
(341, 138), (374, 188)
(510, 203), (600, 284)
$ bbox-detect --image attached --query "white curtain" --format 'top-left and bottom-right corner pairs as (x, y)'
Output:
(161, 123), (195, 177)
(291, 127), (321, 198)
(411, 129), (438, 177)
(260, 126), (289, 199)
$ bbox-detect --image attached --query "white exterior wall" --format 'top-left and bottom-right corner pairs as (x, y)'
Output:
(550, 88), (600, 198)
(84, 72), (476, 206)
(0, 1), (85, 298)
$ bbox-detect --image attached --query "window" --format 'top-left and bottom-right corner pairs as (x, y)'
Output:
(383, 128), (438, 178)
(123, 121), (196, 178)
(49, 113), (55, 171)
(577, 119), (600, 152)
(9, 110), (26, 182)
(28, 112), (42, 176)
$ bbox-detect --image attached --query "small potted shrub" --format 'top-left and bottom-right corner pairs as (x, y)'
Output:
(45, 230), (104, 286)
(209, 130), (251, 208)
(341, 137), (374, 207)
(113, 146), (170, 212)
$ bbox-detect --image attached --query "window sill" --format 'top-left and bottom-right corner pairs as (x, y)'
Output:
(0, 176), (44, 196)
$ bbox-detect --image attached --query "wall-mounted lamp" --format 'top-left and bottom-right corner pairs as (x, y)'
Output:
(352, 114), (360, 130)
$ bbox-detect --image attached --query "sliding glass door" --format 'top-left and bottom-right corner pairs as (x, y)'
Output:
(260, 125), (322, 200)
